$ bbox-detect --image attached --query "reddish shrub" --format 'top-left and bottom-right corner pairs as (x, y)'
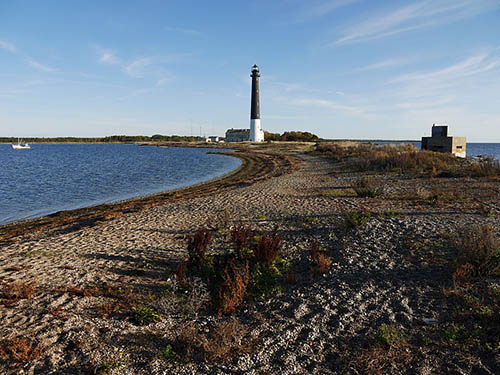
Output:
(216, 259), (249, 316)
(309, 240), (332, 276)
(453, 263), (474, 288)
(187, 228), (212, 272)
(231, 223), (254, 257)
(254, 226), (281, 265)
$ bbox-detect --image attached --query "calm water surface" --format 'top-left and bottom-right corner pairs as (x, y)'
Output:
(0, 144), (241, 225)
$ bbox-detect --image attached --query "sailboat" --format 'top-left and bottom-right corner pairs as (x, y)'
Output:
(12, 138), (31, 149)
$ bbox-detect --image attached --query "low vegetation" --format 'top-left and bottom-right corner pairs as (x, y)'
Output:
(314, 142), (500, 178)
(173, 319), (256, 362)
(0, 280), (37, 306)
(309, 240), (332, 276)
(0, 337), (44, 367)
(182, 224), (289, 316)
(351, 176), (383, 197)
(451, 225), (499, 277)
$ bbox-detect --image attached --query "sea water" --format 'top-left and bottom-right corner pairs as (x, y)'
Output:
(0, 144), (241, 225)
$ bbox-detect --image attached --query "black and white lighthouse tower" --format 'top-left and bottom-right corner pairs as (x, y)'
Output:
(250, 64), (264, 142)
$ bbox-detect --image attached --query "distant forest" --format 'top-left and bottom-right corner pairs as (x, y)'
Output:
(264, 131), (320, 142)
(1, 131), (322, 143)
(0, 135), (204, 143)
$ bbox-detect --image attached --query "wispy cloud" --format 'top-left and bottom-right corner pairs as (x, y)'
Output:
(333, 0), (499, 45)
(92, 45), (120, 64)
(165, 26), (202, 36)
(26, 59), (56, 72)
(123, 58), (152, 77)
(156, 76), (174, 86)
(292, 0), (361, 22)
(100, 50), (119, 64)
(392, 52), (500, 86)
(0, 40), (16, 52)
(357, 57), (410, 71)
(293, 97), (375, 118)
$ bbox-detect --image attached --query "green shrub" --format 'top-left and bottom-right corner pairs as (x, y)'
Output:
(344, 210), (371, 230)
(132, 306), (160, 326)
(375, 325), (405, 347)
(160, 344), (174, 360)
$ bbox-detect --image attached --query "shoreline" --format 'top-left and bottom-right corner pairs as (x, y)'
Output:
(0, 150), (296, 245)
(0, 148), (242, 228)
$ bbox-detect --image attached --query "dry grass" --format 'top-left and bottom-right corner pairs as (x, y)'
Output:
(0, 280), (37, 305)
(315, 142), (500, 178)
(0, 337), (44, 366)
(174, 319), (256, 362)
(451, 225), (500, 277)
(452, 263), (474, 288)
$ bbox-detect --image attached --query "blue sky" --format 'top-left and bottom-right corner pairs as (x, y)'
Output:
(1, 0), (499, 141)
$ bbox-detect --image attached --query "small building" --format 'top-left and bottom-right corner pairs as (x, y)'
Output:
(205, 136), (219, 143)
(225, 128), (250, 142)
(421, 124), (466, 158)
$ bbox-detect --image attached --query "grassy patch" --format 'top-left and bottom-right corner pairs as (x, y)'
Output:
(343, 210), (371, 230)
(132, 306), (161, 326)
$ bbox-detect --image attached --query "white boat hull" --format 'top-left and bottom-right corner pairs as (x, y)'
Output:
(12, 144), (31, 149)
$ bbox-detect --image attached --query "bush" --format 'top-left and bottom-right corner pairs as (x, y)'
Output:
(254, 226), (281, 265)
(247, 257), (290, 299)
(344, 210), (371, 230)
(231, 223), (254, 258)
(187, 228), (213, 277)
(132, 306), (161, 325)
(452, 225), (499, 277)
(216, 259), (250, 316)
(309, 240), (332, 276)
(352, 176), (383, 198)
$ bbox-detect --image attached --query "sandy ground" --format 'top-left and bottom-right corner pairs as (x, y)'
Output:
(0, 151), (499, 374)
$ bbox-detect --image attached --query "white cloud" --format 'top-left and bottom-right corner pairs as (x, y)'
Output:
(0, 40), (16, 52)
(100, 50), (119, 64)
(124, 57), (152, 77)
(26, 59), (56, 72)
(333, 0), (499, 45)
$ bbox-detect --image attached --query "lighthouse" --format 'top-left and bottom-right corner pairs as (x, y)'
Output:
(250, 64), (264, 142)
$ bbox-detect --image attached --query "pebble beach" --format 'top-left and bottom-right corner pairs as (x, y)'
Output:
(1, 144), (499, 374)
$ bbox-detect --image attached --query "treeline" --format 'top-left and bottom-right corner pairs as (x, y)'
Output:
(0, 135), (204, 143)
(264, 131), (320, 142)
